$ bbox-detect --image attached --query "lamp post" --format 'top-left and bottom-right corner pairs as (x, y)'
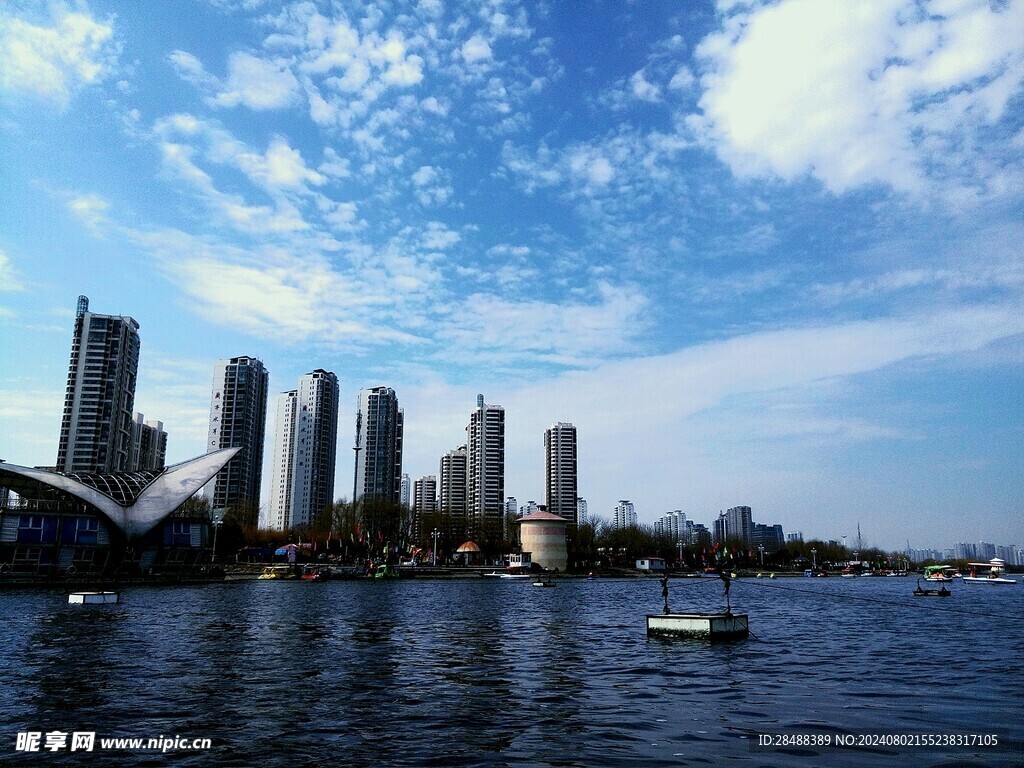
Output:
(758, 544), (765, 567)
(677, 539), (684, 569)
(431, 528), (440, 566)
(811, 547), (817, 570)
(210, 508), (225, 564)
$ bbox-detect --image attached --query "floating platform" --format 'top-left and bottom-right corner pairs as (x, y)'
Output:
(68, 591), (119, 604)
(646, 612), (748, 640)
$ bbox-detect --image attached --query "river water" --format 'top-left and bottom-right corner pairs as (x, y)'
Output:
(1, 575), (1021, 767)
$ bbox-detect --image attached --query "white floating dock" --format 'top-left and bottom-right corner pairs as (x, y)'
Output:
(647, 612), (748, 640)
(68, 591), (119, 605)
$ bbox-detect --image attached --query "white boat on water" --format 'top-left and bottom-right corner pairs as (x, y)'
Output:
(484, 569), (533, 579)
(962, 558), (1016, 585)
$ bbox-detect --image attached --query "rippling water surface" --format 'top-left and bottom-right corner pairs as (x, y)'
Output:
(1, 576), (1022, 767)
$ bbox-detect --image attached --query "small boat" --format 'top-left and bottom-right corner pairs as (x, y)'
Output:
(484, 568), (533, 579)
(913, 579), (951, 597)
(962, 558), (1017, 585)
(258, 565), (298, 580)
(301, 565), (324, 581)
(532, 575), (556, 587)
(923, 565), (957, 583)
(373, 564), (400, 579)
(68, 591), (119, 604)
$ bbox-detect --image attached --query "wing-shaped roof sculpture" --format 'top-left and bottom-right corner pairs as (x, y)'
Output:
(0, 447), (240, 539)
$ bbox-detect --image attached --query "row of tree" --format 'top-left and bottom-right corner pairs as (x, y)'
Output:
(185, 496), (922, 573)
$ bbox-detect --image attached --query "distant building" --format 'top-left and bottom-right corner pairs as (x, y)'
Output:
(412, 475), (437, 541)
(714, 506), (753, 546)
(268, 370), (339, 530)
(400, 474), (411, 509)
(786, 531), (804, 543)
(56, 296), (140, 473)
(205, 356), (269, 518)
(504, 497), (518, 517)
(613, 500), (637, 530)
(519, 500), (540, 517)
(753, 523), (785, 553)
(438, 445), (468, 543)
(577, 498), (588, 526)
(467, 395), (505, 543)
(544, 422), (578, 526)
(655, 510), (687, 541)
(354, 386), (404, 504)
(954, 542), (977, 560)
(128, 413), (167, 471)
(414, 476), (437, 515)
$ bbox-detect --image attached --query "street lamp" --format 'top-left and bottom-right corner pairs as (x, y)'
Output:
(431, 528), (440, 566)
(811, 548), (817, 570)
(758, 544), (765, 567)
(677, 539), (684, 569)
(210, 508), (225, 564)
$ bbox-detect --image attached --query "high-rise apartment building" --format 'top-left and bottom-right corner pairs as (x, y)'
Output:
(544, 422), (578, 525)
(268, 370), (339, 530)
(438, 444), (469, 543)
(56, 296), (140, 473)
(577, 498), (588, 526)
(128, 413), (167, 471)
(413, 476), (437, 515)
(439, 443), (467, 508)
(613, 500), (637, 530)
(466, 395), (505, 543)
(354, 387), (404, 503)
(714, 505), (754, 545)
(205, 356), (269, 517)
(400, 474), (411, 509)
(655, 510), (687, 541)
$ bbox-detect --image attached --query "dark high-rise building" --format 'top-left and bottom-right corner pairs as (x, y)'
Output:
(205, 356), (269, 518)
(354, 387), (404, 503)
(56, 295), (140, 473)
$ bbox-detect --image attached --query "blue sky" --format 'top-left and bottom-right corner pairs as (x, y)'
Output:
(1, 0), (1022, 550)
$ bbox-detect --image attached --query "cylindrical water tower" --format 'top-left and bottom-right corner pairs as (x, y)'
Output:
(518, 511), (568, 572)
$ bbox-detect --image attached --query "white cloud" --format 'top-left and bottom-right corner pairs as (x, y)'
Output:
(461, 34), (493, 64)
(439, 282), (649, 367)
(0, 7), (118, 108)
(629, 70), (660, 102)
(0, 251), (25, 292)
(66, 193), (110, 231)
(214, 52), (300, 110)
(691, 0), (1024, 197)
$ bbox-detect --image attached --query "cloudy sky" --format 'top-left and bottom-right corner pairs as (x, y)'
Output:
(1, 0), (1022, 550)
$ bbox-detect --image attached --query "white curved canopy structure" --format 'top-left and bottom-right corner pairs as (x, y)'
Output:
(0, 448), (239, 539)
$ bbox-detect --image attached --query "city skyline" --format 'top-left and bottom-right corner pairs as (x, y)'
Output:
(0, 1), (1022, 551)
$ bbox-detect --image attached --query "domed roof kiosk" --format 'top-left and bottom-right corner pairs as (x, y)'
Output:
(455, 540), (481, 565)
(518, 511), (567, 573)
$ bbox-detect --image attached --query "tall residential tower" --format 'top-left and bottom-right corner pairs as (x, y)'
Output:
(467, 394), (505, 544)
(206, 356), (269, 520)
(544, 422), (578, 526)
(268, 370), (339, 530)
(353, 386), (404, 504)
(56, 296), (140, 473)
